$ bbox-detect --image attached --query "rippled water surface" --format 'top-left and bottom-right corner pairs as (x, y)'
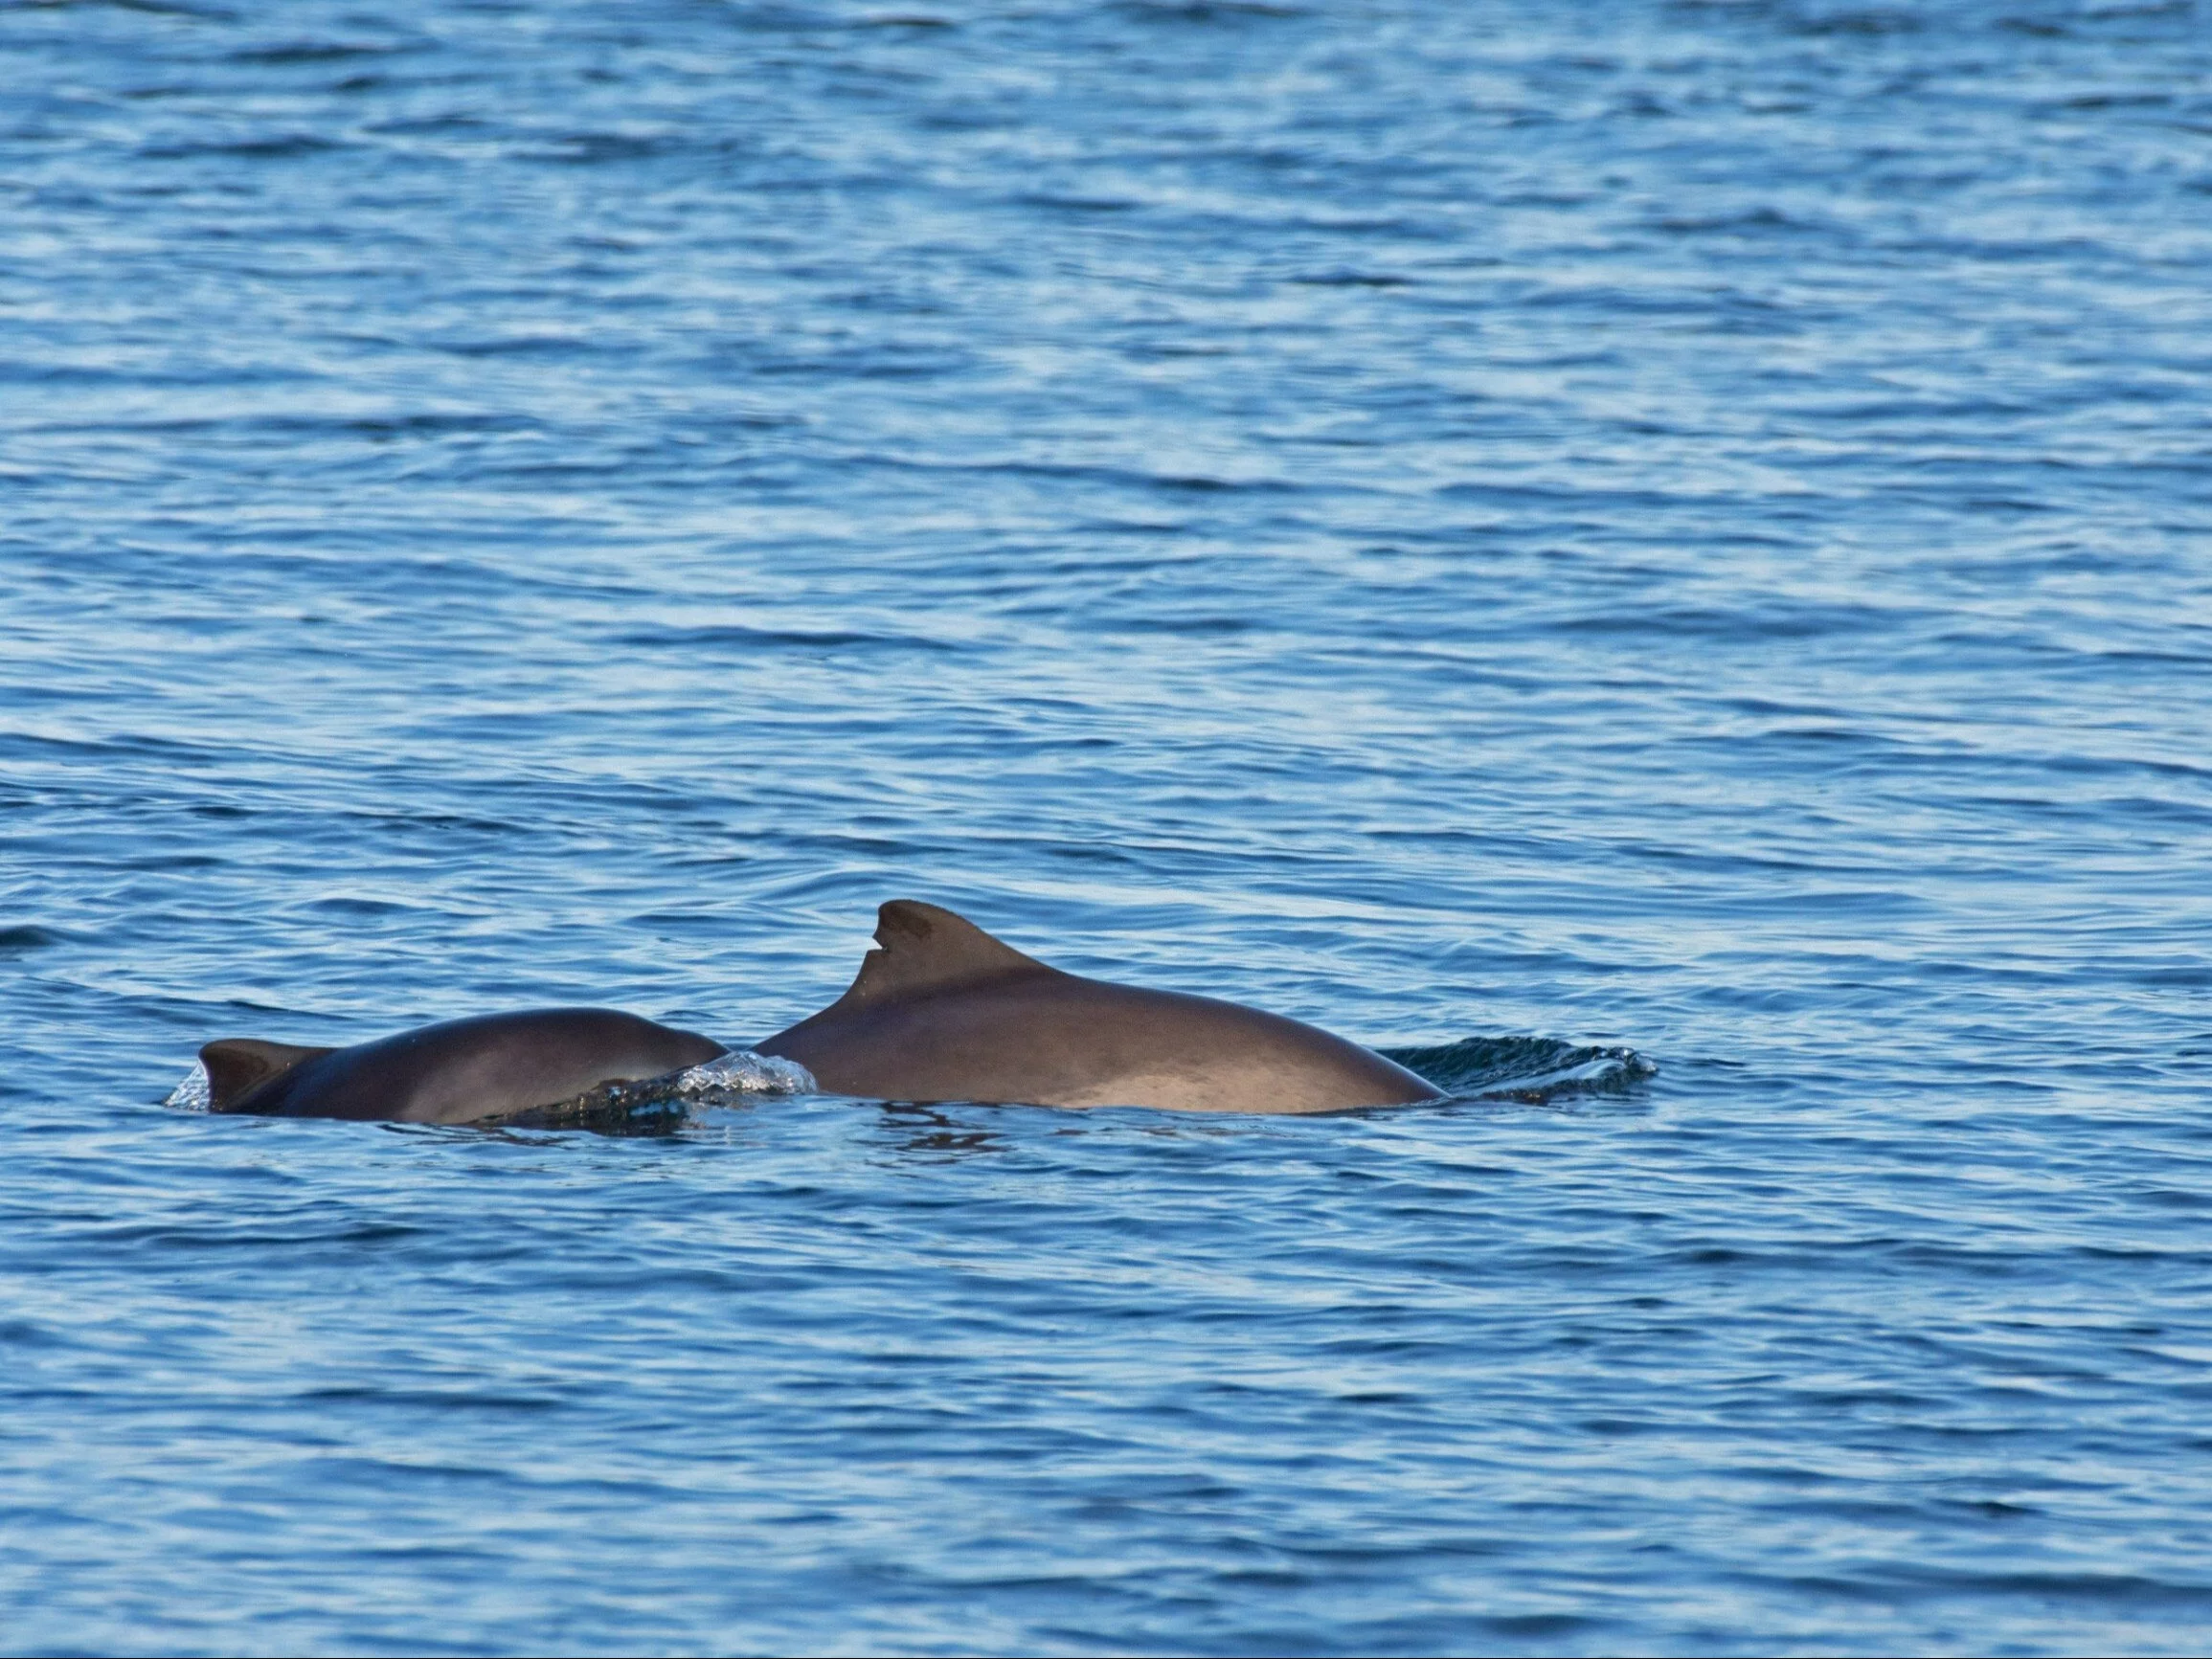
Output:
(6, 0), (2212, 1652)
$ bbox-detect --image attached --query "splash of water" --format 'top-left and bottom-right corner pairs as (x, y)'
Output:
(1386, 1035), (1657, 1104)
(666, 1048), (819, 1099)
(491, 1047), (818, 1132)
(164, 1062), (212, 1113)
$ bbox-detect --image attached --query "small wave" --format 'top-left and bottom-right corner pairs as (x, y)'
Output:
(1385, 1036), (1657, 1104)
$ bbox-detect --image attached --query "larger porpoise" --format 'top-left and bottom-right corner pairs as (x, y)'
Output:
(758, 900), (1439, 1114)
(198, 1009), (726, 1124)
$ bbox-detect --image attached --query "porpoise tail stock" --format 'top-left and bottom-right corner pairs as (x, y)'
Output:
(758, 900), (1438, 1114)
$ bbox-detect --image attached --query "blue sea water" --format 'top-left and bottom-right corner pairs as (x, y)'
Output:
(5, 0), (2212, 1651)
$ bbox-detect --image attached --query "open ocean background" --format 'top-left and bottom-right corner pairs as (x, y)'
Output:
(5, 0), (2211, 1652)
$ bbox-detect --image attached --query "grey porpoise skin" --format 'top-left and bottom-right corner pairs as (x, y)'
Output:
(199, 1009), (727, 1125)
(759, 901), (1440, 1114)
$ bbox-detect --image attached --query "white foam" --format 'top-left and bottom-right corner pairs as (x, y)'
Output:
(164, 1061), (212, 1113)
(665, 1047), (818, 1099)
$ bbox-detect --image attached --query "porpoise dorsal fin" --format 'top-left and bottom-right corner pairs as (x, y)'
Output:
(199, 1038), (333, 1111)
(836, 900), (1050, 1008)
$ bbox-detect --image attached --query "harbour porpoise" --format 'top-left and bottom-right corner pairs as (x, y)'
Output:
(759, 900), (1439, 1114)
(199, 1008), (725, 1125)
(192, 901), (1437, 1123)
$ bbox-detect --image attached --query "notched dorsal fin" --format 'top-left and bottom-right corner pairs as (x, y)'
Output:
(199, 1038), (332, 1111)
(838, 900), (1050, 1007)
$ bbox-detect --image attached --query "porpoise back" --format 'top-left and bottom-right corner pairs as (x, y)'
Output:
(758, 901), (1437, 1114)
(201, 1008), (726, 1125)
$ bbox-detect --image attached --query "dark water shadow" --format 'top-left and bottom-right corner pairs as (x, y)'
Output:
(1386, 1035), (1659, 1104)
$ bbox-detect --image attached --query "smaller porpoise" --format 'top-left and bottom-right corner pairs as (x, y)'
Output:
(198, 1009), (726, 1125)
(759, 900), (1439, 1114)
